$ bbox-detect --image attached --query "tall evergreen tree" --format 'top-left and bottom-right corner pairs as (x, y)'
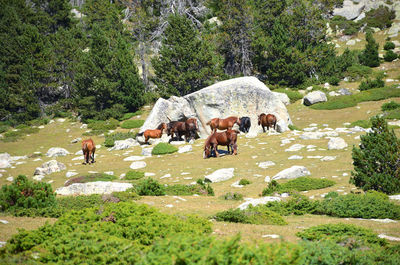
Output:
(152, 14), (223, 97)
(359, 31), (380, 67)
(351, 116), (400, 194)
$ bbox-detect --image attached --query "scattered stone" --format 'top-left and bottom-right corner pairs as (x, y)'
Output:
(258, 161), (276, 169)
(38, 125), (45, 129)
(145, 172), (155, 177)
(56, 181), (133, 195)
(288, 155), (303, 160)
(6, 177), (13, 182)
(343, 173), (349, 177)
(303, 127), (318, 132)
(378, 234), (400, 241)
(108, 138), (138, 151)
(165, 204), (174, 208)
(389, 195), (400, 201)
(123, 156), (146, 161)
(80, 124), (88, 129)
(160, 174), (171, 179)
(237, 197), (281, 210)
(33, 175), (45, 181)
(178, 145), (192, 153)
(204, 168), (234, 183)
(299, 132), (325, 140)
(321, 156), (336, 161)
(328, 137), (348, 150)
(338, 88), (352, 95)
(130, 161), (146, 170)
(285, 144), (305, 152)
(46, 147), (70, 157)
(0, 242), (6, 248)
(57, 118), (66, 122)
(303, 91), (327, 106)
(169, 141), (186, 145)
(104, 171), (114, 176)
(141, 147), (153, 157)
(262, 234), (280, 239)
(346, 39), (356, 46)
(231, 181), (244, 188)
(71, 138), (82, 144)
(264, 176), (271, 182)
(272, 166), (311, 180)
(307, 156), (323, 159)
(66, 171), (78, 178)
(34, 160), (66, 175)
(0, 220), (9, 224)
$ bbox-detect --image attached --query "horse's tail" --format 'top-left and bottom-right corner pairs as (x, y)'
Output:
(137, 132), (144, 137)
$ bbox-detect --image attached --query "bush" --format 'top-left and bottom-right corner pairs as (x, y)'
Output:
(0, 124), (10, 134)
(165, 183), (213, 196)
(1, 126), (40, 142)
(351, 116), (400, 194)
(196, 179), (215, 196)
(273, 88), (303, 103)
(104, 132), (136, 147)
(348, 119), (371, 128)
(265, 194), (319, 216)
(125, 171), (145, 180)
(384, 41), (395, 50)
(120, 119), (145, 129)
(297, 223), (387, 247)
(385, 109), (400, 119)
(214, 205), (287, 225)
(330, 15), (361, 36)
(119, 110), (143, 121)
(359, 77), (385, 91)
(151, 143), (178, 155)
(359, 31), (380, 68)
(288, 124), (301, 131)
(64, 174), (116, 187)
(134, 178), (165, 196)
(87, 118), (119, 131)
(222, 192), (243, 201)
(111, 188), (140, 201)
(382, 101), (400, 111)
(317, 191), (400, 219)
(345, 64), (372, 81)
(328, 76), (340, 86)
(262, 178), (335, 196)
(363, 5), (396, 30)
(384, 50), (398, 62)
(238, 179), (251, 186)
(0, 175), (56, 212)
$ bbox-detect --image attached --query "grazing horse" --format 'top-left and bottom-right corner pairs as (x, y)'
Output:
(239, 116), (251, 133)
(82, 139), (96, 164)
(203, 129), (239, 158)
(258, 113), (277, 132)
(206, 116), (241, 133)
(137, 123), (167, 144)
(184, 117), (199, 141)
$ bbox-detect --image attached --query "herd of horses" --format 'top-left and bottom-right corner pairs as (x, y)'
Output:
(81, 113), (277, 164)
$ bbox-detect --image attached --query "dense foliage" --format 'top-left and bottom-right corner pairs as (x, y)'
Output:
(214, 206), (287, 225)
(351, 116), (400, 194)
(151, 143), (178, 155)
(359, 31), (380, 67)
(124, 171), (145, 180)
(262, 178), (335, 195)
(120, 119), (145, 129)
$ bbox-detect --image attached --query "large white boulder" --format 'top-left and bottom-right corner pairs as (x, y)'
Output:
(56, 181), (133, 196)
(328, 137), (348, 150)
(303, 91), (327, 106)
(237, 197), (281, 210)
(34, 160), (66, 175)
(178, 145), (193, 153)
(272, 166), (311, 180)
(108, 138), (138, 151)
(130, 161), (147, 169)
(204, 168), (234, 183)
(333, 0), (365, 20)
(0, 153), (11, 168)
(272, 92), (290, 105)
(46, 147), (70, 157)
(140, 77), (292, 138)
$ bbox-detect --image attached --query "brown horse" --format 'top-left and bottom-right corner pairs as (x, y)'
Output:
(167, 121), (186, 141)
(258, 113), (277, 132)
(203, 129), (239, 158)
(184, 118), (199, 141)
(137, 123), (167, 144)
(206, 116), (241, 133)
(82, 139), (96, 164)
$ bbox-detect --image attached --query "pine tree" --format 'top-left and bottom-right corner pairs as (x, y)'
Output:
(152, 14), (223, 97)
(359, 31), (380, 67)
(351, 116), (400, 194)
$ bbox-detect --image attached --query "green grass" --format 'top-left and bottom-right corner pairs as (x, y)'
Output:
(348, 119), (371, 128)
(164, 183), (213, 196)
(385, 109), (400, 119)
(125, 171), (145, 180)
(120, 111), (144, 121)
(151, 143), (178, 155)
(214, 206), (287, 225)
(121, 120), (145, 129)
(311, 85), (400, 110)
(262, 178), (335, 195)
(288, 124), (301, 131)
(273, 88), (303, 103)
(1, 126), (40, 142)
(64, 173), (116, 187)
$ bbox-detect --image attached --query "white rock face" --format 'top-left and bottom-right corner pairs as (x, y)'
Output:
(237, 197), (281, 210)
(285, 144), (305, 152)
(140, 77), (292, 137)
(303, 91), (327, 106)
(328, 137), (348, 150)
(272, 166), (311, 180)
(204, 168), (234, 183)
(333, 0), (365, 20)
(178, 145), (193, 153)
(108, 138), (138, 151)
(123, 156), (147, 161)
(0, 158), (11, 169)
(258, 161), (276, 169)
(34, 160), (66, 175)
(272, 92), (290, 105)
(130, 161), (147, 170)
(46, 147), (70, 157)
(56, 181), (133, 196)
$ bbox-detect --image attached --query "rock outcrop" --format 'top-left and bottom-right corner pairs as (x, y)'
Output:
(204, 168), (234, 183)
(272, 166), (311, 180)
(140, 77), (292, 138)
(34, 160), (66, 175)
(303, 91), (327, 106)
(46, 147), (70, 157)
(56, 181), (133, 195)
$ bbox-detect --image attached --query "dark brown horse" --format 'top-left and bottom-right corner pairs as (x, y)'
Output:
(82, 138), (96, 164)
(167, 117), (199, 142)
(206, 116), (241, 133)
(203, 129), (239, 158)
(184, 117), (199, 141)
(258, 113), (277, 132)
(137, 123), (167, 144)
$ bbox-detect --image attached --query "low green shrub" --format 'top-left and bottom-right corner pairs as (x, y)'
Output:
(0, 124), (10, 133)
(382, 101), (400, 111)
(1, 126), (40, 142)
(121, 119), (145, 129)
(363, 5), (395, 29)
(222, 192), (243, 201)
(111, 188), (141, 201)
(385, 108), (400, 119)
(384, 50), (398, 62)
(27, 118), (50, 126)
(151, 143), (178, 155)
(328, 76), (340, 86)
(359, 77), (385, 91)
(297, 223), (387, 247)
(262, 178), (335, 196)
(288, 124), (301, 131)
(214, 206), (287, 225)
(384, 41), (395, 50)
(196, 179), (215, 196)
(0, 175), (56, 212)
(125, 171), (145, 180)
(348, 119), (371, 128)
(104, 132), (136, 147)
(265, 194), (319, 216)
(273, 88), (303, 103)
(120, 110), (143, 121)
(330, 15), (362, 36)
(164, 183), (213, 196)
(345, 64), (372, 81)
(87, 119), (119, 131)
(238, 179), (251, 186)
(134, 178), (165, 196)
(64, 173), (116, 187)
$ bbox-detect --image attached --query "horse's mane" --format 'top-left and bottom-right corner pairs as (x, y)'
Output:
(156, 123), (165, 130)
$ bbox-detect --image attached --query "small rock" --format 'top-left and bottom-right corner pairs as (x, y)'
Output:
(288, 155), (303, 160)
(285, 144), (305, 152)
(56, 181), (133, 195)
(264, 176), (271, 182)
(71, 138), (82, 144)
(378, 234), (400, 241)
(34, 160), (66, 175)
(204, 168), (234, 183)
(165, 204), (174, 208)
(272, 166), (311, 180)
(6, 177), (13, 182)
(303, 91), (327, 106)
(160, 174), (171, 179)
(258, 161), (276, 169)
(178, 145), (192, 153)
(328, 137), (348, 150)
(46, 147), (70, 157)
(33, 175), (45, 181)
(321, 156), (336, 161)
(141, 148), (153, 157)
(0, 220), (9, 224)
(123, 156), (146, 161)
(262, 234), (280, 239)
(145, 172), (155, 177)
(130, 161), (146, 170)
(237, 197), (281, 210)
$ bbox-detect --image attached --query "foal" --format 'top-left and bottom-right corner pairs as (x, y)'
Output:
(82, 139), (96, 164)
(137, 123), (167, 144)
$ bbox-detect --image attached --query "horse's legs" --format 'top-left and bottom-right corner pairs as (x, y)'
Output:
(227, 144), (230, 154)
(85, 151), (89, 164)
(232, 143), (237, 155)
(88, 150), (93, 164)
(262, 126), (265, 133)
(91, 149), (95, 163)
(214, 144), (219, 157)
